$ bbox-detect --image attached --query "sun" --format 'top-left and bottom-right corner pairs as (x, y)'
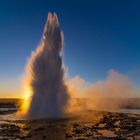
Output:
(18, 86), (32, 115)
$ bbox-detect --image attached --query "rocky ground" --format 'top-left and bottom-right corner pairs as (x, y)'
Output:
(0, 110), (140, 140)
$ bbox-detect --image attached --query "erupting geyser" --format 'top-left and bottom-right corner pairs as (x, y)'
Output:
(22, 12), (69, 118)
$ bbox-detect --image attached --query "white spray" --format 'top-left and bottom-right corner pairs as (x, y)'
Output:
(23, 13), (69, 118)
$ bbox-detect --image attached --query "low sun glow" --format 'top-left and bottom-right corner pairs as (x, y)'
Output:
(18, 87), (32, 115)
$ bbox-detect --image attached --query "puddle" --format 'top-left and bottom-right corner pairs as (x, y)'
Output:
(98, 129), (116, 137)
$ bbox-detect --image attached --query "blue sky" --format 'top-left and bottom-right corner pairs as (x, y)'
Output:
(0, 0), (140, 97)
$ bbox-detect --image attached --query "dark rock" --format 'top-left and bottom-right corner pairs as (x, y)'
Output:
(35, 127), (45, 131)
(65, 133), (73, 138)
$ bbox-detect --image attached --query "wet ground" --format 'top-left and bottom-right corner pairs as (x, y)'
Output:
(0, 110), (140, 140)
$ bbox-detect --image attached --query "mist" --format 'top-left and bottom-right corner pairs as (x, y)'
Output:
(66, 69), (136, 113)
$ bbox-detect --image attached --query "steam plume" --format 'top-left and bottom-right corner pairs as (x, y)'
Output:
(23, 13), (69, 118)
(66, 70), (135, 112)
